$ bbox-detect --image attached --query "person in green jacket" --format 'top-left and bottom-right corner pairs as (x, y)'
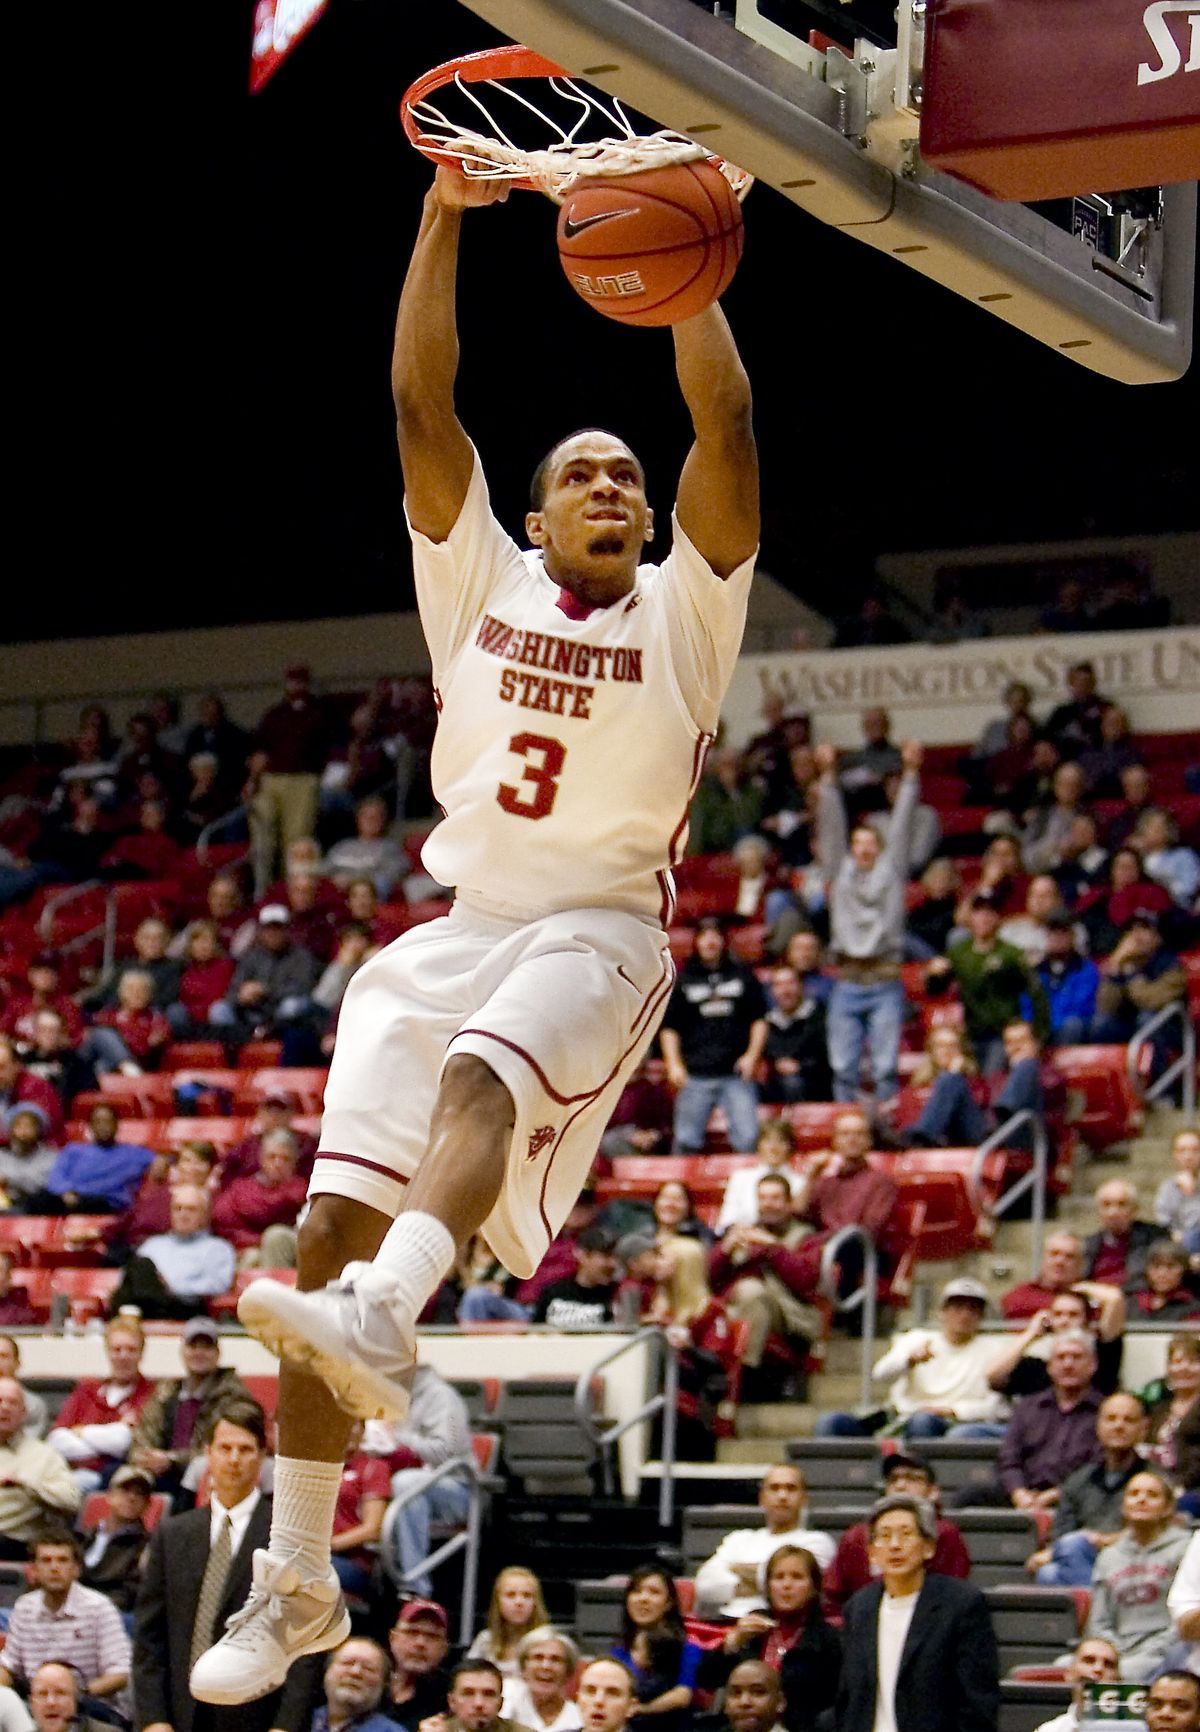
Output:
(929, 889), (1050, 1072)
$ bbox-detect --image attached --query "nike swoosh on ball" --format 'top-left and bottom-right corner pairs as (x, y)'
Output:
(561, 209), (632, 238)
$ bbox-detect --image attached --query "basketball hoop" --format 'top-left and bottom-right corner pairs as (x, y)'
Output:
(401, 44), (752, 203)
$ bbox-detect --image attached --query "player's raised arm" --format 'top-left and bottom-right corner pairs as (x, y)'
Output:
(392, 168), (509, 542)
(672, 303), (758, 579)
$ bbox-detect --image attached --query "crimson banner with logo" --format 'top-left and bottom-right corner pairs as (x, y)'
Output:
(249, 0), (331, 92)
(921, 0), (1200, 199)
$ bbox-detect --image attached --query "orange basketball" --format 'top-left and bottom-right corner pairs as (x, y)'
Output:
(556, 159), (744, 327)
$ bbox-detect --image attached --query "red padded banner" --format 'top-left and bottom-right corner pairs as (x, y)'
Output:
(920, 0), (1200, 200)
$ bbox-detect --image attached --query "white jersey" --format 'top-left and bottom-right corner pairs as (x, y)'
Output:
(410, 447), (755, 925)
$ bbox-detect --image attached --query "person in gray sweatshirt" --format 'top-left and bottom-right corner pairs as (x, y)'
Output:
(1085, 1469), (1191, 1680)
(814, 737), (923, 1105)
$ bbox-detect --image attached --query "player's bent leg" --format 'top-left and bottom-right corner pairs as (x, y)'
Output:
(191, 1197), (390, 1708)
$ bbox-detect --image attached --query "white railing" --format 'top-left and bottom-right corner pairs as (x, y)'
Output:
(818, 1226), (878, 1408)
(574, 1325), (679, 1528)
(1128, 1002), (1197, 1118)
(378, 1444), (497, 1646)
(968, 1110), (1048, 1281)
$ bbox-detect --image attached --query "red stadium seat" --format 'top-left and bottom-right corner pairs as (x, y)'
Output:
(233, 1068), (327, 1114)
(210, 1266), (296, 1319)
(97, 1074), (177, 1116)
(779, 1102), (845, 1151)
(241, 1375), (280, 1416)
(0, 1219), (61, 1266)
(49, 1267), (122, 1322)
(239, 1041), (285, 1069)
(727, 924), (766, 964)
(1050, 1046), (1143, 1150)
(162, 1042), (227, 1072)
(82, 1490), (170, 1532)
(162, 1117), (247, 1154)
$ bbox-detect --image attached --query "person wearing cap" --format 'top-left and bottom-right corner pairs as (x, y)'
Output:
(384, 1601), (452, 1730)
(501, 1629), (582, 1732)
(0, 1104), (58, 1207)
(0, 1036), (64, 1150)
(821, 1453), (969, 1620)
(208, 904), (323, 1046)
(1034, 911), (1101, 1044)
(47, 1316), (155, 1493)
(246, 664), (334, 896)
(224, 1092), (318, 1185)
(659, 919), (769, 1154)
(930, 890), (1049, 1074)
(129, 1318), (248, 1491)
(1094, 911), (1187, 1065)
(812, 738), (923, 1108)
(612, 1231), (661, 1324)
(815, 1278), (1005, 1441)
(79, 1462), (157, 1610)
(834, 1494), (999, 1732)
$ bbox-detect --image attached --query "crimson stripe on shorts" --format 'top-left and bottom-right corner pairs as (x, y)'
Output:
(314, 1150), (410, 1185)
(658, 731), (713, 926)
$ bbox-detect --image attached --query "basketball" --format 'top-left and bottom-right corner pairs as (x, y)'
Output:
(555, 159), (744, 327)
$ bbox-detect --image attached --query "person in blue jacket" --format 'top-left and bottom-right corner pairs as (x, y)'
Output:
(1033, 913), (1101, 1044)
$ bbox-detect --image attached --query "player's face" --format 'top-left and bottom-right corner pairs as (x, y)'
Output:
(526, 433), (652, 604)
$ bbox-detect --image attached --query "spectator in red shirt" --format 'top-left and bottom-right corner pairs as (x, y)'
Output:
(600, 1055), (674, 1158)
(281, 868), (340, 962)
(1002, 1232), (1085, 1319)
(114, 1140), (216, 1254)
(46, 1316), (155, 1491)
(822, 1452), (970, 1621)
(0, 1035), (65, 1146)
(1127, 1241), (1200, 1323)
(100, 797), (182, 881)
(211, 1128), (307, 1265)
(169, 872), (253, 962)
(708, 1175), (822, 1382)
(0, 956), (84, 1049)
(246, 663), (334, 895)
(0, 1250), (38, 1327)
(788, 1108), (898, 1296)
(331, 1420), (390, 1598)
(222, 1093), (317, 1184)
(1082, 1180), (1160, 1289)
(92, 970), (171, 1072)
(168, 921), (235, 1037)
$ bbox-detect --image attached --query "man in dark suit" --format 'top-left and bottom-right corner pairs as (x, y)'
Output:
(835, 1495), (999, 1732)
(133, 1396), (325, 1732)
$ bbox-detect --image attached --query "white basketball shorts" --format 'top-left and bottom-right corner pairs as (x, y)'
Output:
(309, 898), (674, 1277)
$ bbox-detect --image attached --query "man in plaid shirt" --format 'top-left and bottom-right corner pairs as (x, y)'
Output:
(0, 1527), (131, 1715)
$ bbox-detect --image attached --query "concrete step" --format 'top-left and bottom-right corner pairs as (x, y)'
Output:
(822, 1337), (864, 1374)
(1150, 1109), (1195, 1135)
(717, 1435), (788, 1464)
(736, 1402), (808, 1439)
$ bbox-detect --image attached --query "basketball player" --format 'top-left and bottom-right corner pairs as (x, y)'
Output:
(191, 164), (757, 1703)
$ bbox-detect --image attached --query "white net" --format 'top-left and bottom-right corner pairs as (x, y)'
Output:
(407, 71), (751, 201)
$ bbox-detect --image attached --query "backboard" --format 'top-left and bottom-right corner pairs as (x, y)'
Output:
(457, 0), (1195, 384)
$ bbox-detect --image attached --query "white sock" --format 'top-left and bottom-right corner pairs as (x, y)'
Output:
(367, 1210), (456, 1319)
(268, 1455), (343, 1574)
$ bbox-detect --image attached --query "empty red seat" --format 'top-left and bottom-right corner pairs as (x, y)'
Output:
(239, 1041), (284, 1069)
(50, 1266), (121, 1322)
(162, 1117), (247, 1155)
(233, 1068), (327, 1114)
(1052, 1046), (1143, 1150)
(779, 1101), (844, 1151)
(162, 1042), (227, 1072)
(210, 1266), (296, 1318)
(98, 1074), (177, 1115)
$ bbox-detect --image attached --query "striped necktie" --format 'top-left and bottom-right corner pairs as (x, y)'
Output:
(190, 1511), (234, 1667)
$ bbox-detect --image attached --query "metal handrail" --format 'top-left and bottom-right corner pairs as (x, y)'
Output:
(574, 1325), (678, 1527)
(196, 805), (250, 865)
(378, 1447), (491, 1646)
(967, 1109), (1048, 1281)
(1128, 1001), (1197, 1117)
(36, 879), (102, 942)
(818, 1226), (878, 1408)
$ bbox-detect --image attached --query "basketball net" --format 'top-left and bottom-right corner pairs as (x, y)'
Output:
(406, 66), (752, 202)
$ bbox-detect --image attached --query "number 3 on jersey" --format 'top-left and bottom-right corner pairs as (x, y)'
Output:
(496, 732), (566, 821)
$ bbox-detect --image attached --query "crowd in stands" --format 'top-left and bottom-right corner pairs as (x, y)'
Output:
(0, 661), (1196, 1728)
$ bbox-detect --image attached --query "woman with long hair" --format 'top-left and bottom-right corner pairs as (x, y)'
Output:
(1145, 1333), (1200, 1515)
(610, 1565), (701, 1732)
(648, 1237), (737, 1453)
(698, 1546), (840, 1732)
(467, 1566), (550, 1678)
(652, 1180), (713, 1247)
(892, 1026), (988, 1148)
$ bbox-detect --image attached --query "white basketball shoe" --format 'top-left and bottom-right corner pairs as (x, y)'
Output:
(237, 1262), (417, 1421)
(189, 1550), (350, 1704)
